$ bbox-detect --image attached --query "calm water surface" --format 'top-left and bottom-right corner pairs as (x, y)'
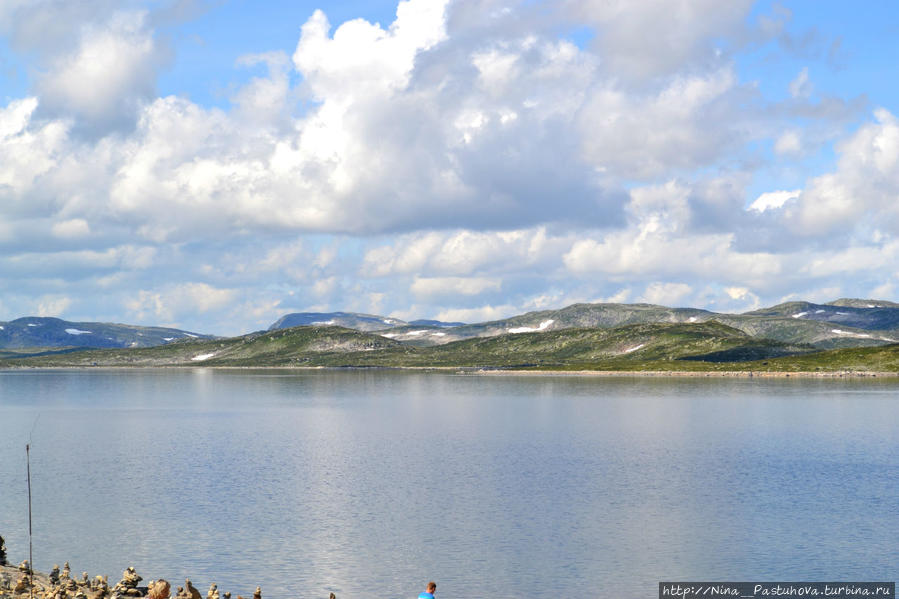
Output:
(0, 369), (897, 598)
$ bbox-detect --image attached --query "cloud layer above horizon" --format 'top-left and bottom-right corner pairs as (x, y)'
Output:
(1, 0), (898, 335)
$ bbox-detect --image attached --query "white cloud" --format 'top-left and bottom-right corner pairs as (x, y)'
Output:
(567, 0), (753, 81)
(36, 295), (72, 317)
(577, 68), (748, 179)
(789, 67), (812, 99)
(792, 109), (899, 235)
(596, 289), (632, 304)
(362, 228), (565, 278)
(434, 304), (518, 323)
(0, 0), (896, 336)
(411, 276), (501, 298)
(0, 98), (68, 200)
(725, 286), (750, 300)
(638, 282), (693, 306)
(801, 241), (899, 278)
(564, 182), (782, 283)
(125, 283), (236, 323)
(51, 218), (91, 239)
(312, 277), (338, 297)
(748, 189), (801, 212)
(35, 11), (162, 132)
(292, 1), (449, 101)
(774, 130), (802, 155)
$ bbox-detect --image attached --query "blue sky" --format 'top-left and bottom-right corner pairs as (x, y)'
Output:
(1, 0), (898, 335)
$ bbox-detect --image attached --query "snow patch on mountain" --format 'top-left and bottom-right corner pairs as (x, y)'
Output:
(831, 329), (872, 339)
(509, 319), (554, 334)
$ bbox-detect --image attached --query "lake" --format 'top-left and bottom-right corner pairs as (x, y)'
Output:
(1, 369), (897, 598)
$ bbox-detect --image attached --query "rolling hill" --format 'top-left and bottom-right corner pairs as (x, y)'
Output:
(0, 321), (835, 370)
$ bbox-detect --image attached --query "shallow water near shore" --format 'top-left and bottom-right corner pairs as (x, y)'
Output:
(1, 369), (897, 598)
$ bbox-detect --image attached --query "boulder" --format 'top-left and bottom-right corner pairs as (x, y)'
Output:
(147, 580), (170, 599)
(14, 574), (32, 594)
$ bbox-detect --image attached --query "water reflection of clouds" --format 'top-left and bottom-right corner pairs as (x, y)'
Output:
(1, 371), (898, 597)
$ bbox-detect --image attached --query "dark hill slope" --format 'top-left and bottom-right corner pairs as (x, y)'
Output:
(744, 300), (899, 331)
(0, 316), (212, 349)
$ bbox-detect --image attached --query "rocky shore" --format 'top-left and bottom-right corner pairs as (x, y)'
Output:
(473, 368), (899, 378)
(0, 563), (311, 599)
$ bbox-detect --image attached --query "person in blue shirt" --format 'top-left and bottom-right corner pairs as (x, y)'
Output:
(418, 581), (437, 599)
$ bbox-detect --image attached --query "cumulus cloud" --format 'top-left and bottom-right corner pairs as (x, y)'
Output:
(411, 276), (502, 299)
(36, 11), (162, 133)
(125, 282), (236, 324)
(566, 0), (753, 81)
(638, 282), (693, 306)
(433, 304), (520, 324)
(564, 181), (782, 284)
(361, 228), (565, 278)
(0, 1), (173, 135)
(749, 190), (801, 213)
(36, 295), (73, 317)
(1, 0), (767, 241)
(0, 0), (896, 333)
(51, 219), (91, 239)
(783, 109), (899, 235)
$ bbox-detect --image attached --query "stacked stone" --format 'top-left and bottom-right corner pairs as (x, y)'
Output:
(110, 567), (143, 599)
(92, 576), (109, 598)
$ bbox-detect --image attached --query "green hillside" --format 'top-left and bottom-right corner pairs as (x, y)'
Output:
(0, 321), (815, 370)
(0, 326), (404, 367)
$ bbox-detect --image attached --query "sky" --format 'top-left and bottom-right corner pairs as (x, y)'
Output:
(1, 0), (898, 336)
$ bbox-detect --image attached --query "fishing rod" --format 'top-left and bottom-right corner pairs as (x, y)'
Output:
(26, 414), (38, 599)
(26, 442), (33, 599)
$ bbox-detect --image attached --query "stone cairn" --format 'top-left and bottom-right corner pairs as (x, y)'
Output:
(110, 567), (143, 598)
(0, 546), (335, 599)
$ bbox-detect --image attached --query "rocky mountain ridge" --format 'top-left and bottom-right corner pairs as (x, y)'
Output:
(268, 300), (899, 350)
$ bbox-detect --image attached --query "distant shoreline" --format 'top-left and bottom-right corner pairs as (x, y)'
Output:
(1, 365), (897, 378)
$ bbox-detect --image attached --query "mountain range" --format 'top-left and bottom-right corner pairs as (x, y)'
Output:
(2, 299), (899, 370)
(269, 299), (899, 349)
